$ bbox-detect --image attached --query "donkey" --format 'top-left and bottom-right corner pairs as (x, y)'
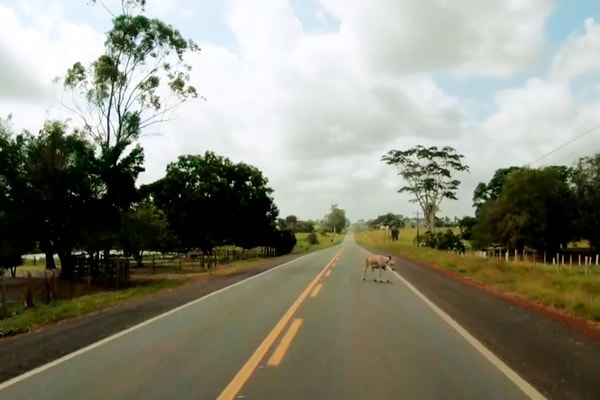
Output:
(363, 254), (395, 283)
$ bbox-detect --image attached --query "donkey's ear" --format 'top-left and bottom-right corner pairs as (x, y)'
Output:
(388, 256), (392, 260)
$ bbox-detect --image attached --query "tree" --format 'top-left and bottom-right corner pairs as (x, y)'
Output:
(0, 116), (32, 277)
(570, 153), (600, 250)
(285, 215), (298, 231)
(325, 204), (346, 233)
(145, 152), (279, 253)
(472, 166), (525, 212)
(471, 167), (575, 253)
(370, 213), (405, 229)
(61, 12), (200, 150)
(458, 216), (477, 241)
(382, 145), (469, 233)
(26, 120), (99, 278)
(118, 203), (172, 266)
(295, 220), (315, 233)
(90, 0), (147, 11)
(60, 4), (201, 253)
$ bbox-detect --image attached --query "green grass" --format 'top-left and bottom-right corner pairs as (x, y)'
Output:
(292, 232), (344, 254)
(0, 280), (184, 337)
(355, 229), (600, 323)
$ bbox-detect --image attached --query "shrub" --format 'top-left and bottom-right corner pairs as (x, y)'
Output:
(307, 232), (319, 245)
(416, 230), (465, 253)
(272, 229), (297, 255)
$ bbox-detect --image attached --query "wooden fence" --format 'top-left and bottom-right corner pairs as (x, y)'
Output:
(472, 247), (600, 275)
(131, 246), (279, 275)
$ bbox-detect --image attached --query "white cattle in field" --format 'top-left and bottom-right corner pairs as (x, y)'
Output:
(364, 254), (395, 283)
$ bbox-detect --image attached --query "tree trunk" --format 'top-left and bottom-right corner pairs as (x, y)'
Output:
(58, 252), (74, 280)
(136, 250), (144, 268)
(45, 250), (56, 270)
(423, 209), (435, 233)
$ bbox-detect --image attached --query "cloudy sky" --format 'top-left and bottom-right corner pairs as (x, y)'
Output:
(1, 0), (600, 222)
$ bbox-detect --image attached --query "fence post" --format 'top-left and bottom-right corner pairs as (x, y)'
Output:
(543, 251), (546, 264)
(585, 257), (589, 277)
(579, 255), (581, 266)
(179, 257), (182, 273)
(570, 255), (573, 274)
(152, 254), (156, 274)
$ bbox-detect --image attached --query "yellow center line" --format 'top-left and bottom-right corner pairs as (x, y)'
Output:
(217, 250), (342, 400)
(267, 318), (304, 366)
(325, 269), (332, 277)
(310, 283), (323, 298)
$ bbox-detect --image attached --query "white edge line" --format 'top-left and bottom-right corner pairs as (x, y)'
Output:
(360, 248), (546, 400)
(0, 245), (341, 391)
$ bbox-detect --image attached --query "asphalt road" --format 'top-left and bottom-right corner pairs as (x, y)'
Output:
(0, 235), (543, 399)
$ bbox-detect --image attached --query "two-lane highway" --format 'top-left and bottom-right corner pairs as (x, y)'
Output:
(0, 234), (543, 399)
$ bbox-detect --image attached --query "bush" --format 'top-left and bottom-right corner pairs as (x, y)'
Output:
(416, 230), (465, 253)
(307, 232), (319, 245)
(272, 229), (297, 255)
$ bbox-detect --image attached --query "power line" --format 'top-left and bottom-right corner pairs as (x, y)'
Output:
(527, 122), (600, 166)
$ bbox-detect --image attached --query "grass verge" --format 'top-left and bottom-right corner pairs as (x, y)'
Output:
(292, 232), (344, 254)
(355, 229), (600, 323)
(1, 251), (301, 338)
(0, 280), (184, 338)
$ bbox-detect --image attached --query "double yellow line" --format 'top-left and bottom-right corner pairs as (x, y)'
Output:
(217, 249), (342, 400)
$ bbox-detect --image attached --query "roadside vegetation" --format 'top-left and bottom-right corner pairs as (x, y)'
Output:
(356, 229), (600, 322)
(355, 144), (600, 324)
(0, 1), (349, 337)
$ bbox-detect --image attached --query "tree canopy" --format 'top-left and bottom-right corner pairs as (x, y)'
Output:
(472, 167), (575, 253)
(324, 204), (347, 233)
(369, 213), (406, 229)
(143, 152), (280, 252)
(382, 145), (469, 233)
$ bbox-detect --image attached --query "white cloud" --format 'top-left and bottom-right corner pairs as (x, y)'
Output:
(0, 3), (104, 103)
(483, 78), (577, 145)
(318, 0), (554, 77)
(552, 18), (600, 80)
(4, 0), (600, 223)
